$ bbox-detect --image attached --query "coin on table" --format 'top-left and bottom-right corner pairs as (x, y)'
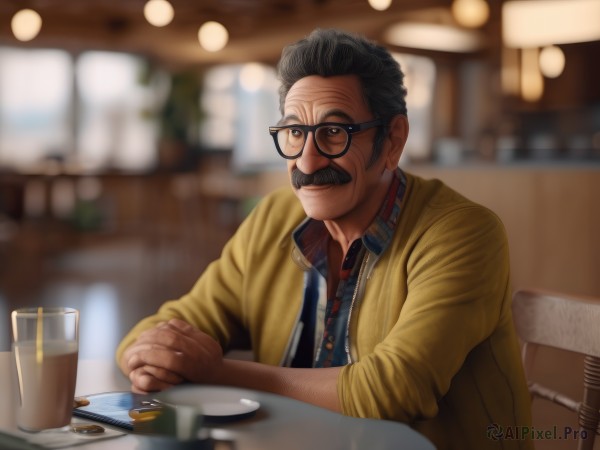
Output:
(73, 397), (90, 408)
(71, 424), (105, 435)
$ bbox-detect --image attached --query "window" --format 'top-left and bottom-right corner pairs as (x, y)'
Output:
(0, 47), (72, 170)
(200, 63), (283, 172)
(76, 51), (159, 172)
(392, 53), (436, 162)
(0, 47), (161, 173)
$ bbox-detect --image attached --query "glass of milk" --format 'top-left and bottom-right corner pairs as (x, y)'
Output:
(11, 307), (79, 432)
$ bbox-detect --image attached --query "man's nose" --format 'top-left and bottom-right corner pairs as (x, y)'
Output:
(296, 133), (329, 174)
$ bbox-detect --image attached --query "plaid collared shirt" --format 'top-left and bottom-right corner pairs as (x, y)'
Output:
(291, 168), (407, 367)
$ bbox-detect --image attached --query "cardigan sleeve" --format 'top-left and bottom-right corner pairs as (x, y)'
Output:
(337, 204), (512, 422)
(116, 195), (262, 364)
(115, 186), (304, 366)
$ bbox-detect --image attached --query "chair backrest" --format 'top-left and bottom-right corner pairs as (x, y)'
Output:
(512, 289), (600, 450)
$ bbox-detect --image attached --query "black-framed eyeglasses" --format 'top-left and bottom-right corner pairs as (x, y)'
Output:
(268, 119), (383, 160)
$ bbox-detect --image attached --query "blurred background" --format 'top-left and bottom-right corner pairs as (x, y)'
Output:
(0, 1), (598, 446)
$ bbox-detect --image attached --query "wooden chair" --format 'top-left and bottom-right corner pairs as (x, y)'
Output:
(512, 289), (600, 450)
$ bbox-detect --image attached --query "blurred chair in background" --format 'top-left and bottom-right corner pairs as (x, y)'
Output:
(512, 289), (600, 450)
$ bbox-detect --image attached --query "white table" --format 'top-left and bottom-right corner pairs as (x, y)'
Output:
(0, 352), (435, 449)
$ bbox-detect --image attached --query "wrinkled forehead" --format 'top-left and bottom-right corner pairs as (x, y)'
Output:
(283, 74), (369, 121)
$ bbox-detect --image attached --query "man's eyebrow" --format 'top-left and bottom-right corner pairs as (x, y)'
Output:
(319, 109), (355, 123)
(278, 114), (301, 125)
(279, 110), (355, 125)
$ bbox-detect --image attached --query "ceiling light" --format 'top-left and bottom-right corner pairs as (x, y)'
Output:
(143, 0), (174, 27)
(452, 0), (489, 28)
(368, 0), (392, 11)
(198, 21), (229, 52)
(521, 48), (544, 102)
(539, 45), (565, 79)
(501, 47), (520, 96)
(503, 0), (600, 48)
(385, 23), (484, 53)
(11, 9), (42, 42)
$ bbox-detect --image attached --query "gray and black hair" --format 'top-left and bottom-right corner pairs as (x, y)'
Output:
(276, 28), (408, 163)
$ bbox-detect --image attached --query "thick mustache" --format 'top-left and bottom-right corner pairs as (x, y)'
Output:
(291, 166), (352, 189)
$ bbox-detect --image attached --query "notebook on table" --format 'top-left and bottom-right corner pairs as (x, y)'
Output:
(73, 391), (158, 432)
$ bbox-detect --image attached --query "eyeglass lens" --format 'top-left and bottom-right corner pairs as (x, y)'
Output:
(277, 125), (349, 157)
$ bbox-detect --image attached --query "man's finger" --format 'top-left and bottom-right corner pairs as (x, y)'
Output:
(142, 364), (185, 385)
(128, 347), (186, 375)
(129, 367), (175, 393)
(134, 327), (190, 351)
(166, 318), (196, 333)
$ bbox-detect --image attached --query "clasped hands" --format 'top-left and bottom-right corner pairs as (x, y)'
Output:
(121, 318), (223, 394)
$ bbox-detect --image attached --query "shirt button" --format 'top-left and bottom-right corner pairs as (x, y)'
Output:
(325, 342), (334, 350)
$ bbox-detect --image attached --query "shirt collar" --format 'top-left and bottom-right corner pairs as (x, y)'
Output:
(292, 168), (407, 269)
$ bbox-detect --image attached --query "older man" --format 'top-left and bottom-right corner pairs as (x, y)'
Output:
(117, 28), (533, 449)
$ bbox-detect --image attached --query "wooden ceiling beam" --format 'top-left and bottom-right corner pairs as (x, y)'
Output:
(0, 0), (455, 68)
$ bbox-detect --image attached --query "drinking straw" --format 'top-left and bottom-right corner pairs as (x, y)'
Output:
(36, 307), (43, 365)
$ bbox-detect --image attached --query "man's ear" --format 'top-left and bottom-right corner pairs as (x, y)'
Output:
(384, 114), (409, 170)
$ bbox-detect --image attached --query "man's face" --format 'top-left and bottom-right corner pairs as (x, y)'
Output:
(282, 74), (389, 222)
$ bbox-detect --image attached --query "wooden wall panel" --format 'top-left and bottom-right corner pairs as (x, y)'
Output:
(407, 165), (600, 297)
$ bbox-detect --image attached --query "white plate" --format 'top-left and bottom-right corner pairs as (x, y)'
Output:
(157, 386), (261, 421)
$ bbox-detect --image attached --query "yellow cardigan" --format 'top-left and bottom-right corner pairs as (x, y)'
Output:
(117, 171), (533, 450)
